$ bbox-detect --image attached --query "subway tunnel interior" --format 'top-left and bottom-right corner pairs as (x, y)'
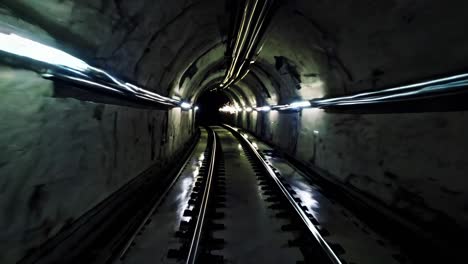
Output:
(1, 0), (468, 263)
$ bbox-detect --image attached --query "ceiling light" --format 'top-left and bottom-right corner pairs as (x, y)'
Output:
(180, 102), (192, 109)
(290, 101), (312, 108)
(219, 105), (239, 114)
(256, 106), (271, 112)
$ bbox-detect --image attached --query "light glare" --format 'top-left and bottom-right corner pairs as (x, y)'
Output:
(219, 104), (240, 114)
(256, 106), (271, 112)
(0, 33), (89, 71)
(290, 101), (312, 108)
(180, 102), (192, 109)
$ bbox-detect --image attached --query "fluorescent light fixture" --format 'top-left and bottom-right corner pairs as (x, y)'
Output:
(244, 107), (253, 112)
(194, 106), (199, 111)
(180, 102), (192, 109)
(256, 106), (271, 112)
(290, 101), (312, 108)
(0, 33), (89, 71)
(0, 33), (186, 109)
(313, 130), (319, 135)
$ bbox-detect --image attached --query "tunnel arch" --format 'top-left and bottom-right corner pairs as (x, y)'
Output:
(228, 83), (258, 107)
(189, 61), (283, 109)
(171, 42), (226, 100)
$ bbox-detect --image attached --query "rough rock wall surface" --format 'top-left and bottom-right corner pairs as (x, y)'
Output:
(257, 0), (468, 100)
(0, 67), (194, 264)
(0, 1), (205, 263)
(221, 0), (468, 237)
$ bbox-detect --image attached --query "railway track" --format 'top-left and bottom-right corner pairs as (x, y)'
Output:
(114, 126), (342, 264)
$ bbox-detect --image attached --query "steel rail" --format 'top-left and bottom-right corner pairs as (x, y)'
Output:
(114, 129), (205, 262)
(185, 128), (218, 264)
(224, 124), (342, 264)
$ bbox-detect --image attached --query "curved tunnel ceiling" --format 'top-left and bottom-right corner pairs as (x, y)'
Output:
(2, 0), (468, 110)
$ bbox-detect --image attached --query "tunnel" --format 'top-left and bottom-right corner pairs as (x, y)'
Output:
(1, 0), (468, 263)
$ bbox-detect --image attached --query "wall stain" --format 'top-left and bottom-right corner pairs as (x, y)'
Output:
(180, 63), (198, 88)
(440, 186), (462, 196)
(274, 56), (302, 89)
(371, 68), (385, 88)
(435, 118), (448, 128)
(250, 70), (272, 99)
(112, 112), (119, 168)
(28, 184), (47, 217)
(304, 73), (319, 77)
(180, 41), (224, 88)
(149, 118), (156, 160)
(92, 105), (105, 121)
(384, 171), (398, 180)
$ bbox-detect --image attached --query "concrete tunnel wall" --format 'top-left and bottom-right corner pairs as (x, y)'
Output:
(0, 67), (194, 262)
(233, 109), (468, 235)
(226, 0), (468, 240)
(2, 0), (468, 263)
(0, 0), (228, 262)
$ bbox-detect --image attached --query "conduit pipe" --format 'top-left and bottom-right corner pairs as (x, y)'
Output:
(220, 0), (275, 90)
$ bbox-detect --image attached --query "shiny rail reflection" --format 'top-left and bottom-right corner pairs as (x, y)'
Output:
(224, 124), (342, 264)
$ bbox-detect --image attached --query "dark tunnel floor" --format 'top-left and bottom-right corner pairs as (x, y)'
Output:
(114, 129), (210, 264)
(209, 126), (302, 263)
(117, 126), (409, 264)
(230, 127), (409, 264)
